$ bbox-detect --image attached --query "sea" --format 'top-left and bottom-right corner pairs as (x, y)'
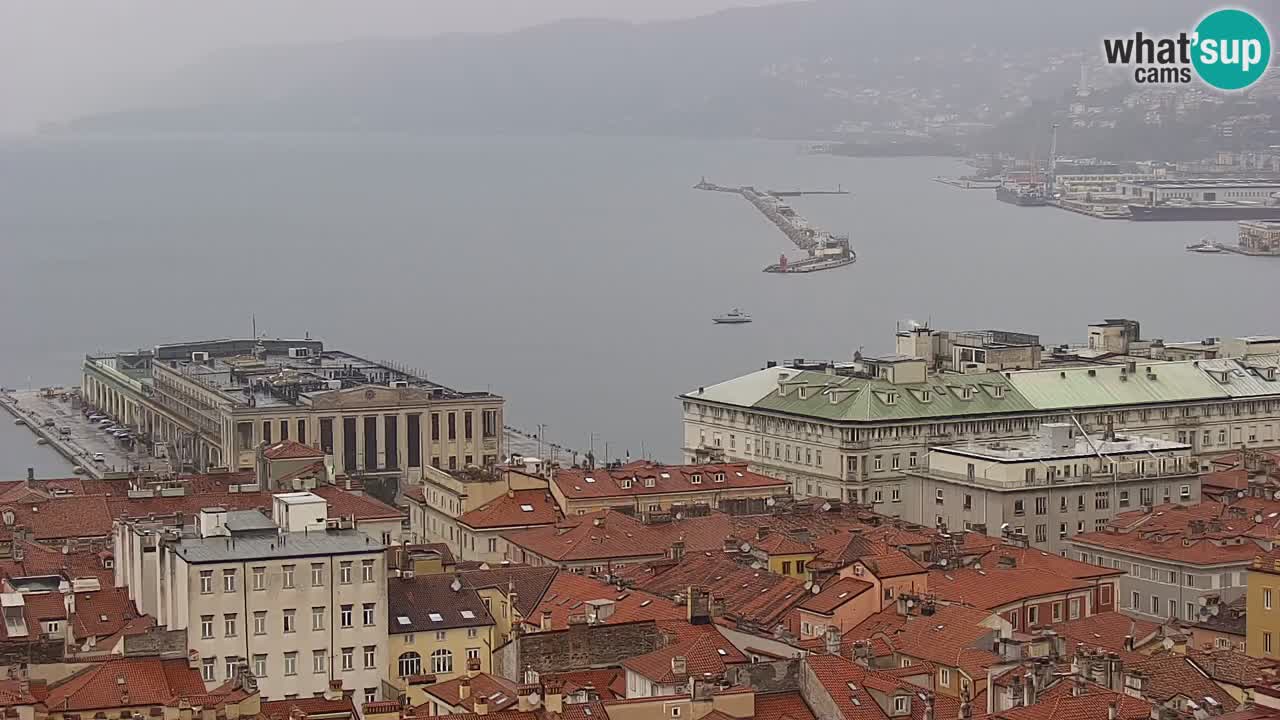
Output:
(0, 132), (1270, 477)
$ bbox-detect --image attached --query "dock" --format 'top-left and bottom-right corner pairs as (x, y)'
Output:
(0, 389), (159, 478)
(933, 176), (1002, 190)
(695, 178), (855, 273)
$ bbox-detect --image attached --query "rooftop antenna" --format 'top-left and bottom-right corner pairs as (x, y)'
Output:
(252, 314), (257, 339)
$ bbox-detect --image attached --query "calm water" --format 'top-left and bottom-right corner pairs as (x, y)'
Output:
(0, 133), (1269, 472)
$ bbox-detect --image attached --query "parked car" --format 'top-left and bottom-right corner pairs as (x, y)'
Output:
(92, 452), (105, 463)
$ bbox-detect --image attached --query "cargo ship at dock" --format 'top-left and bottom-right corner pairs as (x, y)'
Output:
(996, 183), (1049, 206)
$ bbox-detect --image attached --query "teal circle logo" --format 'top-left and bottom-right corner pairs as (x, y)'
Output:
(1192, 9), (1271, 90)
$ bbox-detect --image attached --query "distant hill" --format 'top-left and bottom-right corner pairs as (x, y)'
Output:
(64, 0), (1247, 140)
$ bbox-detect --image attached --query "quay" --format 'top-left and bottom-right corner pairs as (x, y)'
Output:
(933, 176), (1001, 190)
(695, 178), (855, 273)
(1049, 198), (1131, 220)
(0, 388), (153, 478)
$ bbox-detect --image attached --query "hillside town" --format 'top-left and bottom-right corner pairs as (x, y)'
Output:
(2, 322), (1280, 719)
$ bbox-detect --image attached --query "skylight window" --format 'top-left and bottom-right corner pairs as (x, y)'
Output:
(660, 473), (670, 479)
(397, 616), (411, 625)
(460, 610), (476, 619)
(639, 600), (652, 607)
(585, 477), (595, 483)
(428, 613), (443, 622)
(520, 504), (535, 512)
(716, 649), (727, 656)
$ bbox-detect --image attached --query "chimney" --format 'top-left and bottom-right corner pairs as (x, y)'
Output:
(324, 679), (342, 701)
(543, 680), (564, 714)
(850, 640), (871, 667)
(1108, 700), (1119, 720)
(922, 692), (935, 720)
(467, 657), (481, 679)
(1072, 672), (1086, 697)
(671, 655), (687, 677)
(824, 626), (841, 655)
(541, 610), (553, 631)
(516, 685), (537, 713)
(472, 696), (488, 717)
(458, 676), (470, 701)
(671, 540), (685, 562)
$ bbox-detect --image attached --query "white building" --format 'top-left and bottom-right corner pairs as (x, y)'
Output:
(136, 493), (388, 703)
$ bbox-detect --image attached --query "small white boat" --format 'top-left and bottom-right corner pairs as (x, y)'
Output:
(713, 308), (752, 324)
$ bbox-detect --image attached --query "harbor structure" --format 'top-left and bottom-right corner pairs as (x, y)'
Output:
(694, 179), (855, 273)
(680, 320), (1280, 519)
(81, 337), (503, 477)
(1119, 177), (1280, 220)
(1235, 219), (1280, 256)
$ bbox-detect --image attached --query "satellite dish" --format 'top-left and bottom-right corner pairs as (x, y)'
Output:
(1210, 605), (1220, 616)
(766, 497), (776, 506)
(821, 502), (832, 512)
(1000, 523), (1010, 531)
(1197, 596), (1208, 606)
(804, 581), (813, 590)
(750, 562), (762, 570)
(811, 584), (822, 594)
(1273, 490), (1280, 500)
(1162, 638), (1175, 650)
(450, 577), (462, 592)
(740, 543), (751, 553)
(906, 599), (916, 608)
(675, 512), (684, 520)
(940, 559), (949, 566)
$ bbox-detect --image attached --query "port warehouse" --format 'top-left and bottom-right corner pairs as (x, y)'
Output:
(82, 338), (504, 476)
(679, 322), (1280, 517)
(1115, 177), (1280, 203)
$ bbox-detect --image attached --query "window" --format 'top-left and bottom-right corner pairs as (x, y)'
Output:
(894, 697), (908, 714)
(311, 563), (324, 587)
(891, 488), (901, 503)
(431, 648), (453, 674)
(254, 611), (267, 635)
(362, 559), (376, 583)
(1131, 591), (1140, 610)
(200, 570), (213, 594)
(282, 564), (295, 588)
(935, 488), (944, 504)
(908, 451), (918, 468)
(398, 652), (422, 678)
(253, 654), (267, 679)
(1035, 497), (1047, 515)
(364, 688), (377, 706)
(1266, 588), (1273, 610)
(448, 413), (456, 440)
(1095, 491), (1110, 510)
(364, 646), (377, 669)
(1119, 490), (1130, 508)
(312, 606), (325, 631)
(341, 647), (354, 672)
(1180, 484), (1191, 499)
(340, 561), (353, 584)
(363, 603), (376, 626)
(1069, 598), (1081, 619)
(224, 614), (237, 638)
(1267, 632), (1274, 655)
(201, 615), (214, 639)
(891, 454), (900, 471)
(467, 648), (481, 661)
(873, 490), (883, 503)
(341, 605), (353, 628)
(313, 650), (327, 674)
(283, 609), (296, 633)
(1052, 602), (1063, 622)
(284, 652), (298, 676)
(202, 657), (215, 682)
(1034, 524), (1047, 543)
(874, 456), (883, 471)
(963, 494), (972, 510)
(1150, 595), (1160, 615)
(781, 561), (792, 575)
(1014, 499), (1025, 516)
(940, 668), (951, 687)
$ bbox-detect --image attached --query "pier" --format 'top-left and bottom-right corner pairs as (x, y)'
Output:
(695, 178), (855, 273)
(0, 389), (154, 478)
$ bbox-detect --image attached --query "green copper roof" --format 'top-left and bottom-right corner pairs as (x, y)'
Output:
(730, 369), (1035, 422)
(1004, 362), (1229, 410)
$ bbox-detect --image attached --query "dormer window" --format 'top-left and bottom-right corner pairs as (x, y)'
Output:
(713, 473), (725, 483)
(920, 389), (932, 403)
(797, 386), (808, 400)
(961, 386), (974, 400)
(621, 479), (632, 489)
(690, 474), (702, 485)
(994, 385), (1005, 398)
(644, 477), (655, 488)
(884, 392), (898, 406)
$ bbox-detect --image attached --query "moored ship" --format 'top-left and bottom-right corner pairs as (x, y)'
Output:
(996, 183), (1049, 206)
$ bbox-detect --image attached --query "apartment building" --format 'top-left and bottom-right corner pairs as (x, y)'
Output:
(681, 324), (1280, 504)
(405, 462), (549, 557)
(387, 574), (496, 691)
(139, 493), (387, 703)
(548, 460), (791, 516)
(1069, 497), (1279, 624)
(908, 423), (1198, 553)
(83, 337), (502, 475)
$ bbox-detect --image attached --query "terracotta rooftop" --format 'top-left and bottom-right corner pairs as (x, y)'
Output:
(1075, 497), (1280, 566)
(552, 461), (788, 500)
(524, 571), (682, 631)
(1188, 648), (1280, 688)
(798, 577), (874, 615)
(805, 654), (968, 720)
(458, 489), (559, 530)
(845, 603), (1003, 679)
(502, 510), (670, 564)
(1050, 611), (1161, 659)
(751, 691), (817, 720)
(621, 624), (747, 684)
(260, 696), (358, 720)
(418, 672), (518, 713)
(43, 657), (207, 712)
(459, 566), (558, 617)
(617, 555), (807, 630)
(856, 551), (926, 579)
(262, 440), (326, 460)
(541, 669), (626, 701)
(1127, 653), (1235, 708)
(990, 679), (1152, 720)
(928, 566), (1094, 611)
(310, 484), (404, 521)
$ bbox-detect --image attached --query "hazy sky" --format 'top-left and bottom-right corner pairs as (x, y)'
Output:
(0, 0), (778, 132)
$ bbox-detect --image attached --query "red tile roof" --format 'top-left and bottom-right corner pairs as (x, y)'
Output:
(845, 604), (1003, 679)
(43, 657), (207, 711)
(459, 566), (559, 617)
(798, 577), (874, 615)
(618, 555), (807, 630)
(752, 691), (817, 720)
(991, 680), (1152, 720)
(524, 572), (683, 631)
(1127, 653), (1236, 708)
(262, 440), (326, 460)
(1187, 649), (1280, 688)
(621, 624), (747, 684)
(310, 485), (404, 521)
(805, 654), (968, 720)
(0, 680), (37, 707)
(260, 696), (358, 720)
(857, 552), (926, 579)
(1074, 498), (1280, 566)
(928, 567), (1094, 611)
(552, 461), (788, 501)
(750, 532), (814, 557)
(458, 489), (559, 530)
(1050, 611), (1161, 659)
(541, 669), (626, 701)
(72, 586), (143, 638)
(418, 673), (519, 713)
(502, 510), (670, 564)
